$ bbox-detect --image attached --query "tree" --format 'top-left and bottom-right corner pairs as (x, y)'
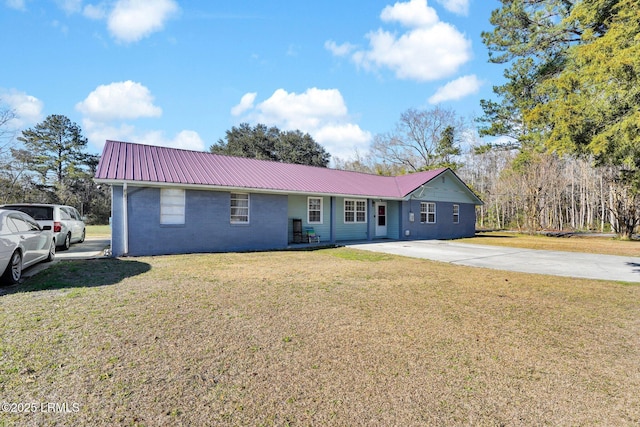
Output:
(482, 0), (640, 238)
(18, 115), (90, 188)
(371, 106), (465, 172)
(210, 123), (330, 167)
(16, 115), (98, 206)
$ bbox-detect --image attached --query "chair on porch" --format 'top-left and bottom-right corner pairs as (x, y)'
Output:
(304, 227), (320, 243)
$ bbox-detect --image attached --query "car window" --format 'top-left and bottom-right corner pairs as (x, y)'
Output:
(59, 208), (71, 220)
(67, 208), (79, 220)
(72, 208), (82, 220)
(9, 215), (32, 233)
(5, 217), (19, 234)
(5, 206), (53, 220)
(23, 215), (41, 231)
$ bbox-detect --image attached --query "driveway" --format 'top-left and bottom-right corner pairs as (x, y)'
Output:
(21, 237), (111, 279)
(347, 240), (640, 283)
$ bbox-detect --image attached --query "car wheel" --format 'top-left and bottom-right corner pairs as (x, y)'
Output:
(46, 239), (56, 262)
(2, 251), (22, 285)
(62, 233), (71, 251)
(79, 229), (86, 243)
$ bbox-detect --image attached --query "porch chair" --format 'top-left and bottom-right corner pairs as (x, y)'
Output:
(305, 227), (321, 243)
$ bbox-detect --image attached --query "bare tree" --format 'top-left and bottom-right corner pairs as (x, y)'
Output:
(371, 106), (466, 172)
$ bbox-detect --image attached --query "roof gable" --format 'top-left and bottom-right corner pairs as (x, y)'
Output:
(95, 140), (479, 203)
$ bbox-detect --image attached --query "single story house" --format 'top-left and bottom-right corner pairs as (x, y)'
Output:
(95, 140), (483, 257)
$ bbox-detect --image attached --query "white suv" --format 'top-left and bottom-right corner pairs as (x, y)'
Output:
(2, 204), (86, 250)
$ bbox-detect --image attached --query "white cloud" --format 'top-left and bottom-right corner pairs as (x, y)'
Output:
(82, 119), (205, 152)
(5, 0), (26, 11)
(55, 0), (82, 14)
(380, 0), (439, 27)
(435, 0), (469, 16)
(0, 88), (44, 129)
(329, 0), (472, 82)
(231, 92), (257, 116)
(233, 88), (372, 160)
(78, 81), (204, 151)
(76, 81), (162, 121)
(138, 129), (205, 151)
(428, 74), (483, 104)
(83, 3), (107, 20)
(107, 0), (179, 43)
(324, 40), (356, 57)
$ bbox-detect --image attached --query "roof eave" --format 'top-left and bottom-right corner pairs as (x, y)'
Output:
(93, 178), (406, 201)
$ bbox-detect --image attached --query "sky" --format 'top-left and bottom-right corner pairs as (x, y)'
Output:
(1, 0), (505, 162)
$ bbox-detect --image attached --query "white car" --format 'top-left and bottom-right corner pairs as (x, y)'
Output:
(1, 204), (85, 250)
(0, 209), (56, 285)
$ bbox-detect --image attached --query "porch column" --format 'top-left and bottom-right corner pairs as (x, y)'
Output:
(330, 196), (336, 243)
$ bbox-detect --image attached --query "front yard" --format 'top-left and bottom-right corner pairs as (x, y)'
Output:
(1, 248), (639, 425)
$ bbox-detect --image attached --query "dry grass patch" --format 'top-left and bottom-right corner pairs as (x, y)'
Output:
(1, 249), (639, 426)
(459, 231), (640, 257)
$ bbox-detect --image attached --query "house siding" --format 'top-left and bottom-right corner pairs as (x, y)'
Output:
(386, 200), (400, 239)
(334, 197), (369, 241)
(112, 186), (288, 256)
(400, 200), (476, 240)
(287, 195), (331, 243)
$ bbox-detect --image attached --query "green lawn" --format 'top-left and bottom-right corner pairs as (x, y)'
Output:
(1, 248), (639, 425)
(85, 225), (111, 238)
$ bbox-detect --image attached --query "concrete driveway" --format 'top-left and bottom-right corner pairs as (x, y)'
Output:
(347, 240), (640, 283)
(21, 237), (110, 279)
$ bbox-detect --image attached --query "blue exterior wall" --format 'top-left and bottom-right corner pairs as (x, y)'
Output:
(287, 195), (331, 243)
(386, 200), (400, 239)
(334, 197), (369, 242)
(111, 186), (288, 256)
(400, 200), (476, 240)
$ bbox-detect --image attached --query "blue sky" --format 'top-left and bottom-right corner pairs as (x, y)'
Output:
(1, 0), (504, 161)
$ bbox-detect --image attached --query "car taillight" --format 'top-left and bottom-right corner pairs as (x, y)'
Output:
(54, 221), (61, 232)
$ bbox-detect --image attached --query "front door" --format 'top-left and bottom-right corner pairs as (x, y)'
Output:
(375, 202), (387, 237)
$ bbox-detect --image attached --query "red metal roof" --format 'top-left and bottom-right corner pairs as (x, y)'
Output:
(95, 140), (451, 199)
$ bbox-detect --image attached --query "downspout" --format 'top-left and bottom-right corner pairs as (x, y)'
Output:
(123, 182), (129, 255)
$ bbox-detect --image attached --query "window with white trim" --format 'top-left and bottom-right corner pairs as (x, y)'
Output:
(344, 199), (367, 223)
(308, 197), (323, 224)
(230, 193), (249, 223)
(420, 202), (436, 223)
(160, 188), (185, 225)
(453, 204), (460, 224)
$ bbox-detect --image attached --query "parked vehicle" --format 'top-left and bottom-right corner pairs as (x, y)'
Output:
(0, 209), (56, 285)
(1, 204), (86, 250)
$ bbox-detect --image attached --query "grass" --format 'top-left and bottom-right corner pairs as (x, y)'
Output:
(1, 248), (639, 426)
(85, 225), (111, 239)
(458, 231), (640, 257)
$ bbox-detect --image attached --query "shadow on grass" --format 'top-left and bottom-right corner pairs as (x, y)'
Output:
(472, 234), (516, 239)
(2, 258), (151, 295)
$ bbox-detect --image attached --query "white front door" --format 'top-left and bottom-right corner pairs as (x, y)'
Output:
(375, 202), (387, 237)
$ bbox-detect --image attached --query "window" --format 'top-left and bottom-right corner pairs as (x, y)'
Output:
(308, 197), (323, 224)
(231, 193), (249, 223)
(160, 188), (185, 225)
(420, 202), (436, 223)
(453, 204), (460, 224)
(344, 199), (367, 223)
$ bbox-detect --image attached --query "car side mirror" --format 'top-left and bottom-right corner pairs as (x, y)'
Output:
(42, 225), (52, 231)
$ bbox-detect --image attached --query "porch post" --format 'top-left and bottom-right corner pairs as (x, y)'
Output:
(330, 196), (336, 243)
